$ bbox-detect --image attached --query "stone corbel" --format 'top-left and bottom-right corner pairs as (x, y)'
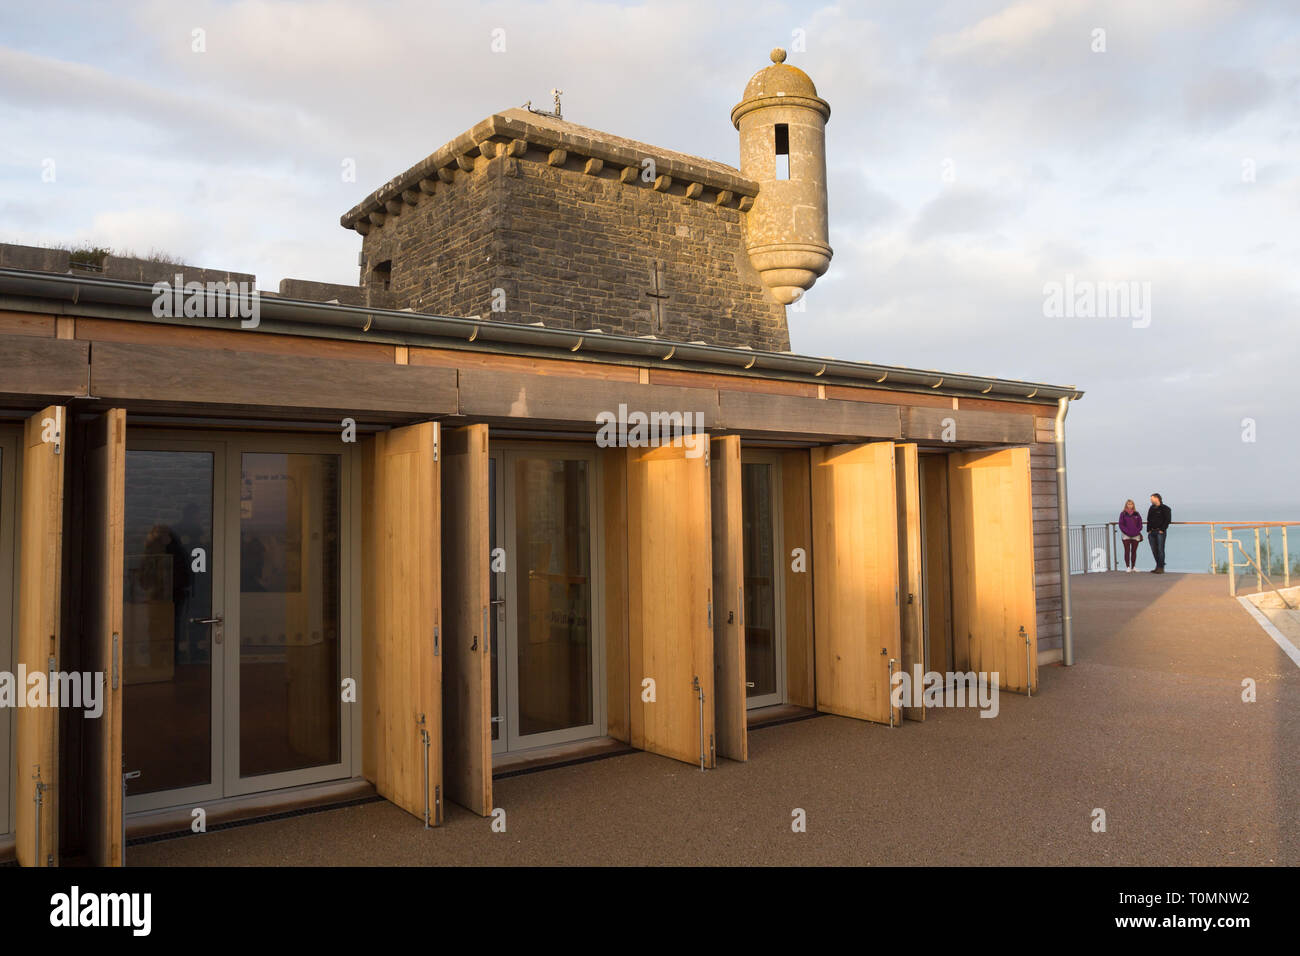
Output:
(456, 154), (476, 172)
(715, 189), (734, 205)
(652, 174), (673, 192)
(547, 148), (568, 167)
(584, 157), (604, 176)
(437, 167), (456, 184)
(685, 182), (703, 199)
(738, 195), (754, 212)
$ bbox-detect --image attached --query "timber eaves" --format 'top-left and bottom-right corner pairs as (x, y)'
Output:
(0, 267), (1083, 403)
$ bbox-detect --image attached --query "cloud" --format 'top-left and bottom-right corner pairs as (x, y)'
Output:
(910, 186), (1020, 241)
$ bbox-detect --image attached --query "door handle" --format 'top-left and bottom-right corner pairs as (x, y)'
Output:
(190, 616), (224, 645)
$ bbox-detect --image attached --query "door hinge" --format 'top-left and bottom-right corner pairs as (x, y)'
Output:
(111, 633), (120, 691)
(707, 601), (712, 629)
(433, 625), (440, 657)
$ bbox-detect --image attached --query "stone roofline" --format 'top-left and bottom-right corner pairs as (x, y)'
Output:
(339, 109), (761, 234)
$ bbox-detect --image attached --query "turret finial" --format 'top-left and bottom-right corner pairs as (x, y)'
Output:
(770, 47), (786, 63)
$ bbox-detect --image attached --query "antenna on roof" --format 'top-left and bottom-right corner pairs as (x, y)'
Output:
(523, 89), (564, 120)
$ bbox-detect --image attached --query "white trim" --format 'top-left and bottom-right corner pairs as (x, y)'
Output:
(1237, 597), (1300, 669)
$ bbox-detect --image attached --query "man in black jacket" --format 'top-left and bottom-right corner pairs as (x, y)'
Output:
(1147, 493), (1172, 572)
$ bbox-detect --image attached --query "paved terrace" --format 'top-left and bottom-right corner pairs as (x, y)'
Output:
(132, 573), (1299, 866)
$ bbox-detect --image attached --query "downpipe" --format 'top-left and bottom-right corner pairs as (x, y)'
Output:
(1056, 396), (1075, 666)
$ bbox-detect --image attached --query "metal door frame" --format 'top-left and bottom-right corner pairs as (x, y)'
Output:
(123, 428), (358, 812)
(490, 440), (606, 754)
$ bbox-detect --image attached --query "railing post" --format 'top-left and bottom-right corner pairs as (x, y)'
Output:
(1226, 530), (1236, 597)
(1209, 523), (1216, 574)
(1254, 527), (1263, 593)
(1284, 526), (1290, 589)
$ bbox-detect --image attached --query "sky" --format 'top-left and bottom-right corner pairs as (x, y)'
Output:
(1, 0), (1297, 516)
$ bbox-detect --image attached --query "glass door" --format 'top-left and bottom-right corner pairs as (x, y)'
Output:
(742, 452), (786, 709)
(123, 441), (224, 811)
(125, 432), (352, 811)
(227, 443), (348, 794)
(490, 444), (603, 752)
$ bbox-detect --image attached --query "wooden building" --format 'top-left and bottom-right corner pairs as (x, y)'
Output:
(0, 50), (1081, 866)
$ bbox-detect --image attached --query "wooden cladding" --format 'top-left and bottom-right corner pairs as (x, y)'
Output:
(89, 341), (458, 417)
(458, 368), (720, 427)
(439, 425), (492, 816)
(0, 335), (89, 399)
(810, 442), (900, 725)
(361, 422), (442, 823)
(716, 391), (901, 439)
(626, 441), (715, 767)
(15, 406), (65, 865)
(947, 448), (1038, 694)
(0, 322), (1049, 441)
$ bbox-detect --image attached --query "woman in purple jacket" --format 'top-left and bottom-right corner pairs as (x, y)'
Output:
(1118, 499), (1143, 572)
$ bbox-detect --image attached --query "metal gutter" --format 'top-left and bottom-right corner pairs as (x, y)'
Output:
(0, 267), (1084, 403)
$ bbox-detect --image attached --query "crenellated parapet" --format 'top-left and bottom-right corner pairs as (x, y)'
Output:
(340, 108), (760, 236)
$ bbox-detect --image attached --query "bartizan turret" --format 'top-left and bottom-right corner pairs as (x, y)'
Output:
(732, 48), (832, 306)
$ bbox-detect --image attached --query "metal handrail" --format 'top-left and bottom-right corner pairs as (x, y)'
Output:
(1216, 534), (1297, 609)
(1067, 520), (1297, 589)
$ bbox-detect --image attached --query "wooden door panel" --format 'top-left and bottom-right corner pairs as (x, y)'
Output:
(895, 443), (925, 720)
(810, 441), (900, 724)
(15, 406), (65, 865)
(627, 442), (714, 767)
(84, 410), (126, 864)
(440, 425), (492, 816)
(948, 448), (1037, 694)
(362, 422), (442, 823)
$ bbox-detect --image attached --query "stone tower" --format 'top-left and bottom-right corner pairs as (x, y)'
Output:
(732, 48), (833, 305)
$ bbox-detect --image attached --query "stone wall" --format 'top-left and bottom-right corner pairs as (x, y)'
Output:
(356, 149), (790, 351)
